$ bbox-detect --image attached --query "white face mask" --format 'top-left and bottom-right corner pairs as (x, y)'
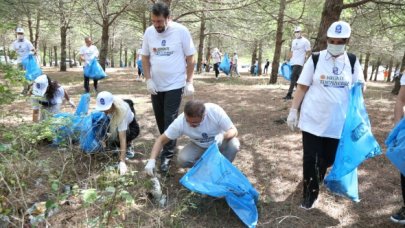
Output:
(17, 35), (24, 40)
(294, 33), (301, 39)
(327, 43), (346, 56)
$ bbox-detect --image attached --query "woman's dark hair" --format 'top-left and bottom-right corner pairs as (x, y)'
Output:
(184, 100), (205, 118)
(45, 75), (60, 101)
(151, 2), (170, 18)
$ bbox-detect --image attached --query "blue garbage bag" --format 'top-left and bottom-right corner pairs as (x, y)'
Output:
(84, 58), (107, 80)
(280, 62), (292, 81)
(52, 113), (83, 145)
(325, 169), (360, 202)
(136, 59), (143, 74)
(180, 143), (259, 228)
(74, 93), (90, 116)
(80, 111), (110, 153)
(22, 54), (42, 81)
(219, 53), (231, 75)
(385, 118), (405, 176)
(325, 82), (381, 201)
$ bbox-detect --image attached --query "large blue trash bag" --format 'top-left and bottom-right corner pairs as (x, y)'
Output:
(219, 53), (231, 75)
(180, 143), (259, 228)
(51, 113), (82, 145)
(22, 54), (42, 81)
(74, 93), (91, 116)
(385, 118), (405, 176)
(80, 111), (110, 153)
(136, 59), (143, 74)
(84, 58), (107, 80)
(280, 62), (292, 81)
(325, 169), (360, 202)
(325, 82), (381, 201)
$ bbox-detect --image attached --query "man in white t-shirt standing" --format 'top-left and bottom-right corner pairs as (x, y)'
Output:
(79, 37), (99, 93)
(230, 51), (240, 77)
(142, 2), (196, 173)
(211, 48), (222, 79)
(144, 100), (240, 176)
(11, 27), (36, 67)
(284, 26), (311, 100)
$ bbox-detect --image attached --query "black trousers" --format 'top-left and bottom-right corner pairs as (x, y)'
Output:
(214, 63), (220, 78)
(84, 75), (98, 93)
(302, 131), (339, 201)
(401, 174), (405, 205)
(151, 88), (183, 160)
(287, 65), (303, 95)
(108, 117), (140, 148)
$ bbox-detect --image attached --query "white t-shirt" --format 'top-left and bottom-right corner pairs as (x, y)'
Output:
(142, 22), (196, 92)
(290, 37), (311, 66)
(401, 74), (405, 85)
(117, 102), (135, 132)
(32, 87), (65, 110)
(79, 45), (99, 66)
(165, 103), (234, 148)
(11, 39), (34, 63)
(297, 50), (364, 139)
(137, 49), (142, 61)
(233, 54), (238, 64)
(212, 51), (221, 63)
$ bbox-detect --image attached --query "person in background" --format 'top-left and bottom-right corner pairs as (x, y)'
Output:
(136, 47), (143, 81)
(230, 52), (240, 77)
(263, 59), (270, 75)
(211, 48), (222, 80)
(79, 37), (99, 93)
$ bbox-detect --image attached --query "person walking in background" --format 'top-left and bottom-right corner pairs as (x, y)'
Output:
(230, 52), (240, 77)
(283, 26), (311, 100)
(211, 48), (222, 79)
(263, 59), (270, 75)
(80, 37), (99, 93)
(136, 47), (143, 81)
(141, 2), (196, 173)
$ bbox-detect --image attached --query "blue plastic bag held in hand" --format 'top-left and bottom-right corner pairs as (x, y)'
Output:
(280, 62), (292, 81)
(180, 143), (259, 228)
(219, 53), (231, 75)
(22, 54), (42, 81)
(80, 111), (110, 153)
(325, 82), (381, 201)
(74, 93), (90, 116)
(136, 59), (143, 74)
(84, 58), (107, 80)
(52, 113), (82, 145)
(385, 118), (405, 176)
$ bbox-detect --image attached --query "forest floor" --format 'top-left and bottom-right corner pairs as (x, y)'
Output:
(0, 66), (402, 227)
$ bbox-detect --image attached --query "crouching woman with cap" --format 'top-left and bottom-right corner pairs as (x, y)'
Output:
(31, 74), (75, 122)
(95, 91), (140, 175)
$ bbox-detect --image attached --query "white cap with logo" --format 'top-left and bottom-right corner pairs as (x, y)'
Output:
(16, 28), (24, 33)
(96, 91), (114, 111)
(327, 21), (351, 39)
(32, 74), (49, 96)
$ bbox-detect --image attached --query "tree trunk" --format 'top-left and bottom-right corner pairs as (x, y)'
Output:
(258, 40), (263, 75)
(251, 40), (258, 72)
(34, 11), (40, 50)
(28, 15), (34, 44)
(124, 48), (128, 67)
(313, 0), (343, 51)
(68, 38), (72, 67)
(54, 46), (58, 67)
(73, 50), (77, 66)
(205, 35), (211, 72)
(49, 48), (53, 66)
(60, 26), (68, 71)
(2, 42), (8, 64)
(196, 13), (206, 74)
(370, 63), (375, 81)
(42, 43), (46, 66)
(269, 0), (286, 84)
(373, 57), (381, 81)
(363, 52), (370, 81)
(387, 56), (393, 82)
(392, 51), (405, 95)
(119, 40), (123, 67)
(142, 11), (147, 33)
(99, 19), (109, 70)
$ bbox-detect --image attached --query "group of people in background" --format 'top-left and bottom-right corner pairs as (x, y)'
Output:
(9, 2), (405, 224)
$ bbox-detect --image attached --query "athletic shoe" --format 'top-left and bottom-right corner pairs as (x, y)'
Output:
(300, 197), (318, 210)
(391, 207), (405, 224)
(160, 157), (171, 173)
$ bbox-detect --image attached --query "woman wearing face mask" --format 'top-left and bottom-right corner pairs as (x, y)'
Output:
(285, 21), (365, 210)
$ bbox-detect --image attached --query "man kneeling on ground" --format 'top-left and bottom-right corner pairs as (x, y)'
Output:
(144, 100), (240, 176)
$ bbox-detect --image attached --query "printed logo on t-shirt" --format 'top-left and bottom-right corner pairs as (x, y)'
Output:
(36, 83), (40, 89)
(161, 40), (166, 46)
(152, 46), (174, 56)
(199, 132), (214, 144)
(320, 74), (349, 88)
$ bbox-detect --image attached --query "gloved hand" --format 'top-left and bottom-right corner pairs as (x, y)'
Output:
(287, 108), (298, 131)
(68, 99), (76, 108)
(183, 82), (195, 96)
(119, 161), (128, 175)
(214, 133), (224, 146)
(146, 79), (158, 95)
(144, 159), (156, 176)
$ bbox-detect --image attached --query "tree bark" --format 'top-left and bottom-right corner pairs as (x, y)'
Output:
(373, 57), (381, 81)
(42, 43), (46, 66)
(363, 52), (370, 81)
(28, 15), (34, 44)
(60, 26), (67, 71)
(142, 11), (147, 33)
(119, 40), (123, 67)
(251, 40), (258, 74)
(269, 0), (286, 84)
(2, 42), (8, 64)
(54, 46), (58, 67)
(49, 48), (53, 67)
(392, 51), (405, 95)
(258, 40), (263, 75)
(387, 56), (393, 82)
(205, 35), (211, 72)
(196, 12), (206, 74)
(370, 63), (375, 81)
(124, 48), (128, 67)
(34, 11), (40, 50)
(99, 19), (109, 70)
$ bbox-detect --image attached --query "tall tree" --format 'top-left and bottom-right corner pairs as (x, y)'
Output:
(269, 0), (286, 84)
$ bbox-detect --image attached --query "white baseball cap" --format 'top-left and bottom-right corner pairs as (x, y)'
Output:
(32, 74), (49, 96)
(96, 91), (114, 111)
(294, 26), (302, 32)
(327, 21), (351, 39)
(16, 28), (24, 33)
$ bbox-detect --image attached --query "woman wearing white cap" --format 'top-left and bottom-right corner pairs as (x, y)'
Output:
(95, 91), (140, 175)
(286, 21), (365, 209)
(31, 74), (75, 122)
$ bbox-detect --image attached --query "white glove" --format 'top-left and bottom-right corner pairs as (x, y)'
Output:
(119, 161), (128, 175)
(287, 108), (298, 131)
(68, 99), (76, 108)
(214, 133), (224, 146)
(183, 82), (195, 96)
(144, 159), (156, 176)
(146, 79), (158, 95)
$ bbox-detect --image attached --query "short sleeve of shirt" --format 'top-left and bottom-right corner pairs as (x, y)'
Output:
(79, 46), (85, 55)
(93, 46), (99, 58)
(141, 30), (150, 56)
(117, 104), (134, 132)
(290, 40), (294, 52)
(401, 74), (405, 86)
(305, 39), (311, 51)
(181, 27), (196, 56)
(353, 58), (364, 84)
(164, 114), (184, 140)
(28, 41), (34, 50)
(297, 56), (315, 86)
(211, 105), (234, 131)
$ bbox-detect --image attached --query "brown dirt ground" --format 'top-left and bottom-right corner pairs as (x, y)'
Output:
(0, 67), (402, 227)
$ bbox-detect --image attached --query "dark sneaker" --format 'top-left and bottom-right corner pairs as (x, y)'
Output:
(160, 158), (171, 173)
(283, 94), (293, 100)
(126, 149), (135, 159)
(391, 207), (405, 224)
(300, 197), (317, 210)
